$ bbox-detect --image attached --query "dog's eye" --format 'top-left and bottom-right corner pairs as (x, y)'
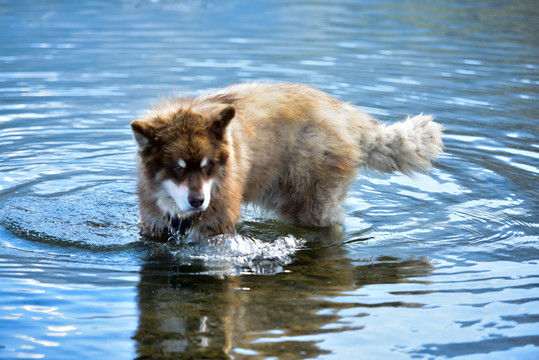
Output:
(201, 160), (214, 175)
(171, 164), (186, 177)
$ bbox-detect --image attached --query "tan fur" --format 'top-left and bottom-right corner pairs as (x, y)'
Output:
(131, 82), (443, 240)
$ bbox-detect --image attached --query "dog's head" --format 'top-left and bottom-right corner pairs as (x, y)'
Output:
(131, 103), (235, 217)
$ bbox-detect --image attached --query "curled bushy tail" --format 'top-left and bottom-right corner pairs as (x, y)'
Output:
(362, 114), (443, 175)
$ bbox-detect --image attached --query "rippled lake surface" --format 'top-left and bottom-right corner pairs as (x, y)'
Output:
(1, 0), (538, 359)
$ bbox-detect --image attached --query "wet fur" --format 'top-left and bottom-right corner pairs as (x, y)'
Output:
(131, 82), (443, 240)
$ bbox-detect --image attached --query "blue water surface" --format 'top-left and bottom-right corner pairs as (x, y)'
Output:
(0, 0), (538, 359)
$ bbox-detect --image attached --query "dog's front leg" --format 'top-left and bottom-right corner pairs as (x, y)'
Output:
(190, 191), (242, 241)
(190, 213), (237, 241)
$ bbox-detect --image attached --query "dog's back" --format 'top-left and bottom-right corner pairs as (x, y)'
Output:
(201, 83), (371, 227)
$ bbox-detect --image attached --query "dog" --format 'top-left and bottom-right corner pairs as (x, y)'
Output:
(131, 82), (443, 241)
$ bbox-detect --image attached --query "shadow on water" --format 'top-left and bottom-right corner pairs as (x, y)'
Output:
(134, 228), (433, 359)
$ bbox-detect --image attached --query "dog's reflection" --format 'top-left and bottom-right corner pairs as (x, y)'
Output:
(133, 235), (433, 359)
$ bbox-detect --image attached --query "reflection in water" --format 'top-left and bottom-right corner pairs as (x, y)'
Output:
(134, 236), (433, 359)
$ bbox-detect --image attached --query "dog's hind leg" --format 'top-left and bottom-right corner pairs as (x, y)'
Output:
(275, 150), (357, 228)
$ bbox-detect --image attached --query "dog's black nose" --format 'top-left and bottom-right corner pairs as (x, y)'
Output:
(188, 193), (205, 208)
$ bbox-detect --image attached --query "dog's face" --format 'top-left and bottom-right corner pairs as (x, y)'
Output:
(131, 104), (235, 217)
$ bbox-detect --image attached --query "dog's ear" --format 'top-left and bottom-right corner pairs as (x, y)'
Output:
(131, 120), (157, 151)
(210, 105), (236, 140)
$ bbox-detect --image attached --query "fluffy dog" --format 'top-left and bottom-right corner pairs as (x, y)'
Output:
(131, 82), (443, 240)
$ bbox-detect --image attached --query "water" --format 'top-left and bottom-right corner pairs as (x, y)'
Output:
(1, 0), (538, 358)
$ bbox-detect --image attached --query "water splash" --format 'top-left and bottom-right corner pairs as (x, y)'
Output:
(153, 234), (305, 275)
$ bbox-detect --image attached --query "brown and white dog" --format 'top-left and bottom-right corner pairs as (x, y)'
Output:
(131, 82), (443, 241)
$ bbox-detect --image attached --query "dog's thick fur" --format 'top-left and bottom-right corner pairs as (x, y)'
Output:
(131, 82), (443, 240)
